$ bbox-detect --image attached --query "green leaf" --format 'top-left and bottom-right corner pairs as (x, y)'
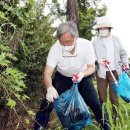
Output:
(15, 86), (23, 92)
(28, 0), (35, 6)
(25, 119), (30, 124)
(6, 68), (18, 75)
(15, 80), (25, 88)
(6, 53), (18, 61)
(7, 99), (16, 108)
(0, 11), (8, 20)
(15, 94), (21, 100)
(0, 59), (11, 66)
(0, 45), (11, 52)
(22, 94), (30, 100)
(27, 110), (35, 116)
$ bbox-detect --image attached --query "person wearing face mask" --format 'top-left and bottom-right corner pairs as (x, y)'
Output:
(34, 21), (111, 130)
(92, 16), (129, 124)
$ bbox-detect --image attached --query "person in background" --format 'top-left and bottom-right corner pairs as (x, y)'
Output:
(34, 21), (110, 130)
(92, 16), (129, 124)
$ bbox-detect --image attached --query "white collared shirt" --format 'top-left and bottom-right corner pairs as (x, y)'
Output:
(47, 38), (95, 77)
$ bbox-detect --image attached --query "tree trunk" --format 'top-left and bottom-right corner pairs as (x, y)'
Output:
(67, 0), (79, 28)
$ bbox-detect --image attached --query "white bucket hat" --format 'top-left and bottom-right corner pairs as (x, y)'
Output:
(95, 16), (113, 29)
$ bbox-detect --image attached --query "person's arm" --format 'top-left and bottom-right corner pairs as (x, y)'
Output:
(84, 63), (95, 77)
(115, 36), (129, 70)
(43, 65), (59, 102)
(115, 36), (128, 64)
(43, 65), (55, 89)
(72, 41), (96, 83)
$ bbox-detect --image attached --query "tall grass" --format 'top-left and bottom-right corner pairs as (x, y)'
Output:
(107, 98), (130, 130)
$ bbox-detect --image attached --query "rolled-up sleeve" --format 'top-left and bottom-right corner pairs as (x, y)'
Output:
(46, 46), (58, 68)
(85, 43), (96, 64)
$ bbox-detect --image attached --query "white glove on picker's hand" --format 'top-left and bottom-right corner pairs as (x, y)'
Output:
(72, 72), (84, 83)
(46, 86), (59, 102)
(97, 58), (106, 66)
(122, 64), (129, 71)
(97, 58), (110, 68)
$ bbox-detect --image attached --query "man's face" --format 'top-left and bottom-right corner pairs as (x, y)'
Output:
(59, 32), (76, 46)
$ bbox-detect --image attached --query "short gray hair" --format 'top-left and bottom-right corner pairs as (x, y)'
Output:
(56, 21), (79, 39)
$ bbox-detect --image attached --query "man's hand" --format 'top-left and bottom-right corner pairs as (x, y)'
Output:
(72, 72), (84, 83)
(46, 86), (59, 102)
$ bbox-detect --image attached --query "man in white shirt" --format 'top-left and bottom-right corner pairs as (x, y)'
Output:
(34, 21), (110, 130)
(92, 16), (129, 124)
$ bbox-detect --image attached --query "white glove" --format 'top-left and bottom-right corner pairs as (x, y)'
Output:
(122, 63), (129, 71)
(72, 72), (84, 83)
(46, 86), (59, 102)
(97, 58), (106, 66)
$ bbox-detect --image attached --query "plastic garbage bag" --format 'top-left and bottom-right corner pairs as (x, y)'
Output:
(54, 83), (92, 130)
(112, 72), (130, 103)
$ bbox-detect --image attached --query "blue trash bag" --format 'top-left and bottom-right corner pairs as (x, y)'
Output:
(112, 72), (130, 103)
(54, 83), (92, 130)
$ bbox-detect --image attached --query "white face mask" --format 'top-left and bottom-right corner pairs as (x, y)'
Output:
(99, 29), (109, 37)
(62, 44), (75, 52)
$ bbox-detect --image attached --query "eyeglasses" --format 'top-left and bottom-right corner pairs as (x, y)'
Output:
(62, 46), (77, 57)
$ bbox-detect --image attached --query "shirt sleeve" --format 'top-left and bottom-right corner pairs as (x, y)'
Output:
(46, 45), (58, 68)
(85, 43), (96, 64)
(116, 37), (128, 64)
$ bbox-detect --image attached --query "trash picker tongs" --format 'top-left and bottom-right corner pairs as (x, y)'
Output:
(103, 60), (119, 86)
